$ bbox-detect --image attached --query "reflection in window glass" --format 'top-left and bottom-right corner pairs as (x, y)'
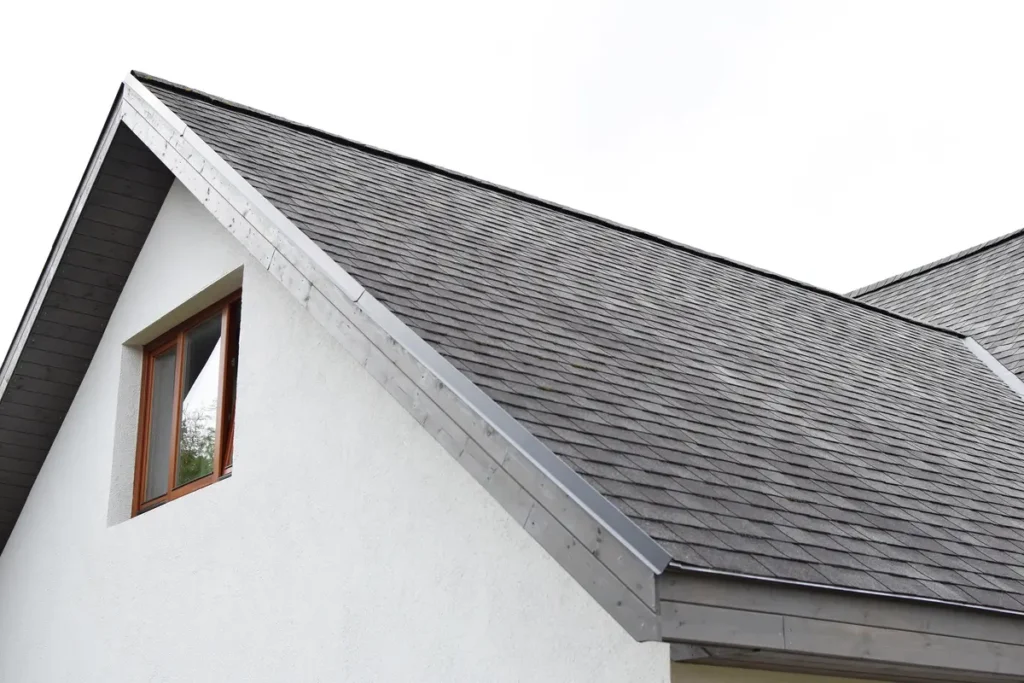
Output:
(145, 348), (177, 502)
(176, 315), (222, 488)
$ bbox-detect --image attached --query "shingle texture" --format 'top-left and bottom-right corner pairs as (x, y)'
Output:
(146, 77), (1024, 612)
(852, 230), (1024, 380)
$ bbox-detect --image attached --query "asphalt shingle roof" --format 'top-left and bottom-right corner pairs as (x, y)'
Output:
(144, 76), (1024, 612)
(852, 229), (1024, 380)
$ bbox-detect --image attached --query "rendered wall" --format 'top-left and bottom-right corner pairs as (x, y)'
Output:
(0, 181), (668, 682)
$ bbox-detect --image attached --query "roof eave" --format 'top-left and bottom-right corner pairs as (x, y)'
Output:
(661, 567), (1024, 681)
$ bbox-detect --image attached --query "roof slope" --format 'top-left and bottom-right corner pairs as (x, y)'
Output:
(144, 75), (1024, 612)
(851, 228), (1024, 380)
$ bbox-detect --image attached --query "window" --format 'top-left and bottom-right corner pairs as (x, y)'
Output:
(133, 292), (241, 515)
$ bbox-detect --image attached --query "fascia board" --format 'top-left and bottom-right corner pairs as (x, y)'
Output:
(659, 569), (1024, 680)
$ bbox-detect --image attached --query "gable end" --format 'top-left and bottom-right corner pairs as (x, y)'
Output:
(0, 74), (670, 642)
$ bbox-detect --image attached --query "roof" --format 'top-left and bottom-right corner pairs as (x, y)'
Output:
(851, 228), (1024, 380)
(135, 74), (1024, 612)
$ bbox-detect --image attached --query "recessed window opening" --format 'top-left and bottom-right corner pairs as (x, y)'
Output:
(133, 291), (241, 515)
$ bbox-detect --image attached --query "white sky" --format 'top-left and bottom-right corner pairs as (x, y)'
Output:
(3, 1), (1024, 354)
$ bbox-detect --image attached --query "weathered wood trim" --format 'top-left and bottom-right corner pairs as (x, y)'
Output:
(660, 569), (1024, 645)
(119, 75), (666, 640)
(659, 570), (1024, 680)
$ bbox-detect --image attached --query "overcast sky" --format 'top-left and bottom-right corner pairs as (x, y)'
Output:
(3, 1), (1024, 353)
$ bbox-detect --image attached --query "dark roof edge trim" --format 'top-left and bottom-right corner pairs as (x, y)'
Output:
(0, 85), (126, 397)
(965, 337), (1024, 402)
(849, 226), (1024, 299)
(131, 71), (963, 341)
(667, 561), (1024, 619)
(121, 76), (669, 635)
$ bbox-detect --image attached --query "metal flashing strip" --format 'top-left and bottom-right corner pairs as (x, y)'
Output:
(965, 337), (1024, 401)
(0, 92), (126, 399)
(119, 76), (666, 639)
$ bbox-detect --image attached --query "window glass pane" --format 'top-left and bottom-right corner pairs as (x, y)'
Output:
(144, 348), (177, 502)
(176, 314), (222, 488)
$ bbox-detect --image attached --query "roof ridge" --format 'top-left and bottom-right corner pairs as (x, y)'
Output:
(132, 71), (964, 340)
(849, 225), (1024, 299)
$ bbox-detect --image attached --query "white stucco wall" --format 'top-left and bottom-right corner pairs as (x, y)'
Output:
(0, 181), (669, 682)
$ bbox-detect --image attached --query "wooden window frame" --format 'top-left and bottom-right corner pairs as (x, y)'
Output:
(132, 290), (241, 516)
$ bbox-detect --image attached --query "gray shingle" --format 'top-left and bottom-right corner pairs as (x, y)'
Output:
(145, 76), (1024, 613)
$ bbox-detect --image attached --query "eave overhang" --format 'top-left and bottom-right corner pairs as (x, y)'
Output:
(660, 568), (1024, 682)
